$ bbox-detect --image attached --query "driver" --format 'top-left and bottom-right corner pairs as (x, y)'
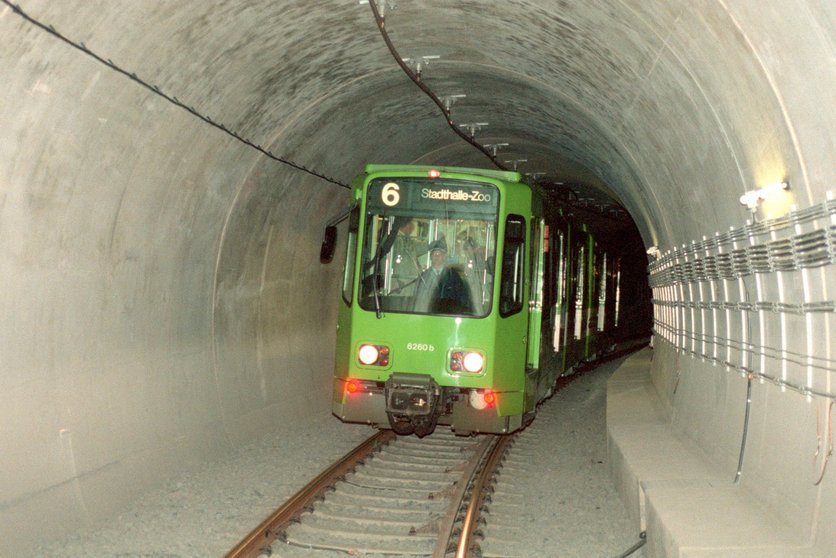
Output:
(413, 240), (471, 314)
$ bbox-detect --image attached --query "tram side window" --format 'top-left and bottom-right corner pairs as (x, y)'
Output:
(499, 215), (526, 317)
(597, 253), (608, 331)
(573, 245), (586, 339)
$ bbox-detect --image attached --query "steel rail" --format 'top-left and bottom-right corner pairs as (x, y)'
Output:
(225, 429), (396, 558)
(455, 435), (513, 558)
(430, 436), (495, 558)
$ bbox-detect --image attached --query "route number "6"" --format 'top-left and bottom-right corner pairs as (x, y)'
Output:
(382, 182), (400, 206)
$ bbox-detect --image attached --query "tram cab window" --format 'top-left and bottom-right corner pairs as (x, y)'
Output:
(499, 215), (526, 317)
(341, 205), (360, 305)
(357, 177), (498, 318)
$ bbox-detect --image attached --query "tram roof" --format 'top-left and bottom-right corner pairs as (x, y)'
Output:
(364, 164), (523, 185)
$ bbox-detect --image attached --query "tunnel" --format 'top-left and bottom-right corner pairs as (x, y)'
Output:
(1, 0), (833, 556)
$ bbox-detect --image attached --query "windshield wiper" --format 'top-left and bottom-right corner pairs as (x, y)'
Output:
(369, 218), (404, 319)
(372, 233), (387, 319)
(372, 256), (383, 319)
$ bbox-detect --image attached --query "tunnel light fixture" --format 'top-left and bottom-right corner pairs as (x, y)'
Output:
(359, 0), (397, 17)
(484, 143), (509, 156)
(504, 159), (528, 170)
(459, 122), (489, 137)
(401, 55), (440, 78)
(646, 246), (660, 259)
(442, 94), (467, 112)
(739, 180), (789, 210)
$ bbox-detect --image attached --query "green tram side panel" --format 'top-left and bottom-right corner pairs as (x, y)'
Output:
(332, 173), (366, 409)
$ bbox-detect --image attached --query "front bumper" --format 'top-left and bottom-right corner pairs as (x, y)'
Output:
(332, 376), (523, 435)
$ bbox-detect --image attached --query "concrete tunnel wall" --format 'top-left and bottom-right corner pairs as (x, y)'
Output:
(0, 0), (833, 554)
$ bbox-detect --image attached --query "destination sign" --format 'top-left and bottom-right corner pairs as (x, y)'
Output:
(421, 187), (492, 202)
(366, 178), (499, 215)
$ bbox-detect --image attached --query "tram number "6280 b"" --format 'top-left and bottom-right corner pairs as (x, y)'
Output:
(407, 343), (435, 352)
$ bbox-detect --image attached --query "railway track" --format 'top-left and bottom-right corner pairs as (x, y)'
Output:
(227, 428), (513, 558)
(227, 343), (649, 558)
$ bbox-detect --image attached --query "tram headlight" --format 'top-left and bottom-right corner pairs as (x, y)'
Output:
(357, 344), (390, 366)
(450, 350), (485, 373)
(358, 344), (379, 365)
(463, 352), (484, 373)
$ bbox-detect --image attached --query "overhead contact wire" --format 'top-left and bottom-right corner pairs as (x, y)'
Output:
(4, 0), (349, 189)
(366, 0), (509, 172)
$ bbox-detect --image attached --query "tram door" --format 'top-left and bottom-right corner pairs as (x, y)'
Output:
(494, 215), (529, 402)
(526, 218), (545, 369)
(525, 218), (546, 408)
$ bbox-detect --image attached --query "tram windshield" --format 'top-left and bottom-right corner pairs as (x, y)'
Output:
(359, 177), (499, 317)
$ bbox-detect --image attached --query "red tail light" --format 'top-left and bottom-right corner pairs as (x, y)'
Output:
(345, 380), (360, 394)
(450, 351), (464, 371)
(469, 389), (497, 410)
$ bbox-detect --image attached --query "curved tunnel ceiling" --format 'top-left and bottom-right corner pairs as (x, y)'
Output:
(9, 0), (829, 248)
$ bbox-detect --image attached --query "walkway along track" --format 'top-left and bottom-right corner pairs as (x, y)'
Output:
(226, 429), (514, 558)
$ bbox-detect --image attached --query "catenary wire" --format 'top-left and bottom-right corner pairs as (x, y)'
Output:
(366, 0), (511, 172)
(3, 0), (349, 189)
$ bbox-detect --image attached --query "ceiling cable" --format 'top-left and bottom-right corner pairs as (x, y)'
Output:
(3, 0), (349, 189)
(365, 0), (510, 172)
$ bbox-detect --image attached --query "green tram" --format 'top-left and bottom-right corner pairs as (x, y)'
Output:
(322, 164), (621, 436)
